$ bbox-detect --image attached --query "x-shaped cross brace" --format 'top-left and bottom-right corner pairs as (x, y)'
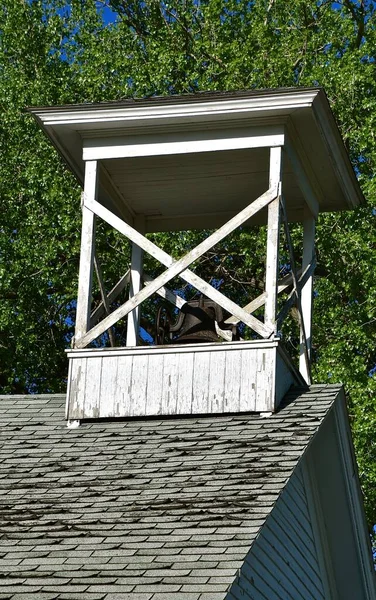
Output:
(75, 185), (278, 349)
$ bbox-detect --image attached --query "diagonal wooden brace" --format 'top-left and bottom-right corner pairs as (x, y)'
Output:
(143, 273), (186, 310)
(276, 258), (316, 327)
(90, 269), (130, 325)
(76, 187), (278, 348)
(280, 195), (311, 382)
(225, 269), (303, 327)
(93, 253), (115, 347)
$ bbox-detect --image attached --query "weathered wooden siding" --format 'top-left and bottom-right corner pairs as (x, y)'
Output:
(67, 340), (298, 420)
(226, 465), (326, 600)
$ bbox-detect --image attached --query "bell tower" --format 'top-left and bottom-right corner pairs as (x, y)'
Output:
(29, 88), (363, 422)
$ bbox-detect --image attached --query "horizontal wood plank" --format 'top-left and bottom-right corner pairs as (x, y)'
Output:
(83, 126), (285, 160)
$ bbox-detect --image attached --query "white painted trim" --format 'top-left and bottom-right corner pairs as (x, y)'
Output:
(65, 357), (73, 420)
(82, 127), (284, 160)
(84, 199), (269, 339)
(126, 242), (143, 346)
(66, 338), (280, 359)
(302, 455), (339, 600)
(126, 217), (145, 347)
(143, 273), (186, 310)
(312, 95), (364, 210)
(300, 217), (315, 381)
(29, 88), (363, 216)
(265, 147), (282, 332)
(74, 161), (97, 344)
(333, 393), (376, 599)
(31, 90), (319, 127)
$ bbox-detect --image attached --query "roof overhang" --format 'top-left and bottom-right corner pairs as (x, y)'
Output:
(28, 88), (364, 232)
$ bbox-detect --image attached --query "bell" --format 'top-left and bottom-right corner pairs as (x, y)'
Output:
(171, 297), (222, 344)
(155, 296), (237, 345)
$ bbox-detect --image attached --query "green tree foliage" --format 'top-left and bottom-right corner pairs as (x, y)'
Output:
(1, 0), (375, 535)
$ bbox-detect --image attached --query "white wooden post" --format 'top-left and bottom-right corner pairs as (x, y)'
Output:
(74, 161), (97, 346)
(265, 147), (282, 334)
(300, 216), (315, 382)
(126, 217), (145, 346)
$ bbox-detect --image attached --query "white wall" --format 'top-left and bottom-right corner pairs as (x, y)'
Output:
(226, 465), (326, 599)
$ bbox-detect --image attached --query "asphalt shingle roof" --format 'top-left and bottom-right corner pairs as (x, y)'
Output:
(0, 384), (341, 600)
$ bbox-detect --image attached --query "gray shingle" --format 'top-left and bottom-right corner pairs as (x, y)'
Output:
(0, 385), (340, 599)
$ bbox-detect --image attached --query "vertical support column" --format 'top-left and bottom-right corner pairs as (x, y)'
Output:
(74, 161), (97, 346)
(126, 216), (145, 346)
(300, 216), (315, 383)
(265, 147), (282, 335)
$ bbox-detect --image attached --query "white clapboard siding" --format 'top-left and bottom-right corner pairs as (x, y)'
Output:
(83, 356), (102, 418)
(67, 357), (87, 420)
(99, 355), (118, 417)
(226, 466), (326, 600)
(208, 350), (226, 413)
(223, 349), (241, 412)
(256, 347), (275, 412)
(66, 340), (300, 420)
(239, 349), (256, 412)
(114, 354), (133, 416)
(130, 353), (148, 416)
(162, 351), (179, 414)
(145, 353), (164, 415)
(177, 351), (195, 415)
(191, 350), (211, 414)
